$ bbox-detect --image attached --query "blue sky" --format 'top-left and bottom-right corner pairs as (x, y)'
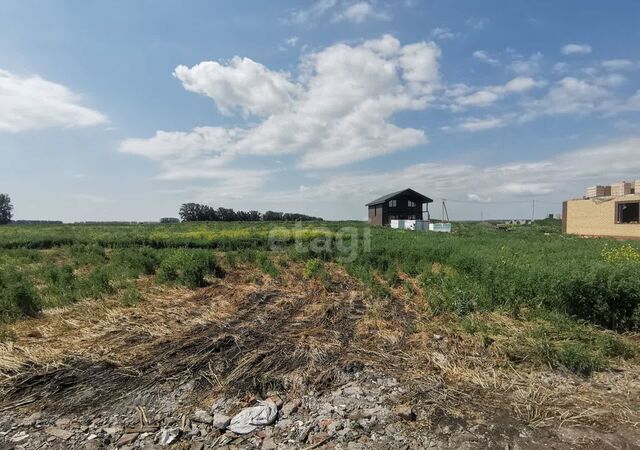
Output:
(1, 0), (640, 221)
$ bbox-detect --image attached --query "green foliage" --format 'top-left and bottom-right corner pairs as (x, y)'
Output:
(553, 343), (605, 376)
(303, 258), (325, 280)
(157, 249), (223, 288)
(111, 247), (159, 276)
(78, 266), (114, 298)
(0, 269), (42, 322)
(0, 193), (13, 225)
(256, 252), (279, 278)
(71, 243), (106, 266)
(121, 283), (143, 307)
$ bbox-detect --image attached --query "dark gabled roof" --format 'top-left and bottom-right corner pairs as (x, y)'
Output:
(366, 188), (433, 206)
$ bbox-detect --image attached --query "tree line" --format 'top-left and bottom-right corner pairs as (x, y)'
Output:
(179, 203), (322, 222)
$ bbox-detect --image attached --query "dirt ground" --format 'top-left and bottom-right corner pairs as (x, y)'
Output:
(1, 263), (639, 449)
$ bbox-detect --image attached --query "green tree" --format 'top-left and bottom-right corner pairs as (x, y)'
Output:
(0, 194), (13, 224)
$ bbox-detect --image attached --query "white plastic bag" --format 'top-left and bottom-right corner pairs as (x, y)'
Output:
(227, 400), (278, 434)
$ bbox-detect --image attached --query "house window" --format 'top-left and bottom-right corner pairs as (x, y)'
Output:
(408, 200), (416, 207)
(617, 202), (640, 224)
(407, 215), (416, 220)
(389, 200), (397, 207)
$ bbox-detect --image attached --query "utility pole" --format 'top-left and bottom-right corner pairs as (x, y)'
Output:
(531, 199), (535, 222)
(442, 199), (450, 222)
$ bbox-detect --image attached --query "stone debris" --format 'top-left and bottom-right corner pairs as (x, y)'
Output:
(45, 427), (74, 440)
(212, 413), (231, 430)
(0, 369), (633, 449)
(156, 427), (181, 446)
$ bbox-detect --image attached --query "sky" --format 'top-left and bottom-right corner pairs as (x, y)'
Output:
(1, 0), (640, 222)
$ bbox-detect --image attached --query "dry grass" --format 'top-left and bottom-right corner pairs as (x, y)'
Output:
(1, 262), (639, 435)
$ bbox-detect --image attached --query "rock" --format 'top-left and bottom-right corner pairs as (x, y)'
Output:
(55, 417), (73, 428)
(190, 443), (204, 450)
(116, 432), (139, 447)
(156, 427), (181, 446)
(10, 431), (29, 443)
(275, 418), (293, 430)
(327, 420), (344, 436)
(342, 386), (364, 397)
(309, 431), (329, 444)
(212, 413), (231, 430)
(395, 405), (416, 421)
(20, 412), (42, 426)
(267, 394), (284, 409)
(103, 426), (121, 436)
(192, 409), (214, 425)
(45, 427), (74, 440)
(262, 437), (277, 450)
(84, 441), (102, 450)
(281, 399), (301, 417)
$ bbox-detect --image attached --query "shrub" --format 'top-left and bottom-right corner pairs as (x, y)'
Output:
(0, 269), (42, 322)
(157, 249), (223, 288)
(80, 266), (114, 298)
(303, 258), (325, 280)
(553, 343), (605, 376)
(111, 247), (159, 276)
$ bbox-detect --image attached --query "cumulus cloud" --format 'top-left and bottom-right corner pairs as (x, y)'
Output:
(0, 69), (106, 133)
(334, 1), (389, 23)
(561, 43), (592, 55)
(174, 58), (300, 117)
(121, 35), (441, 182)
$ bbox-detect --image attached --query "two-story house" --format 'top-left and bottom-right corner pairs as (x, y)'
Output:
(366, 188), (433, 226)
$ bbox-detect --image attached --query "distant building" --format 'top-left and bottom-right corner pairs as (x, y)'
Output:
(564, 180), (640, 238)
(366, 188), (433, 226)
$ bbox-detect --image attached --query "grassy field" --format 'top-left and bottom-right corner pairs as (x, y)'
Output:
(1, 219), (639, 376)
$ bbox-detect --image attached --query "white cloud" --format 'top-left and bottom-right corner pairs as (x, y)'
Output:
(260, 137), (640, 218)
(334, 1), (389, 23)
(287, 0), (388, 25)
(524, 77), (607, 116)
(601, 59), (634, 71)
(0, 69), (106, 133)
(451, 76), (545, 108)
(288, 0), (338, 24)
(174, 58), (300, 117)
(122, 35), (441, 181)
(472, 50), (499, 65)
(449, 116), (508, 132)
(430, 27), (457, 41)
(509, 52), (543, 75)
(561, 43), (592, 55)
(279, 36), (299, 51)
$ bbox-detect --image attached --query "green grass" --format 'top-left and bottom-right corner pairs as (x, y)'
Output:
(0, 219), (639, 376)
